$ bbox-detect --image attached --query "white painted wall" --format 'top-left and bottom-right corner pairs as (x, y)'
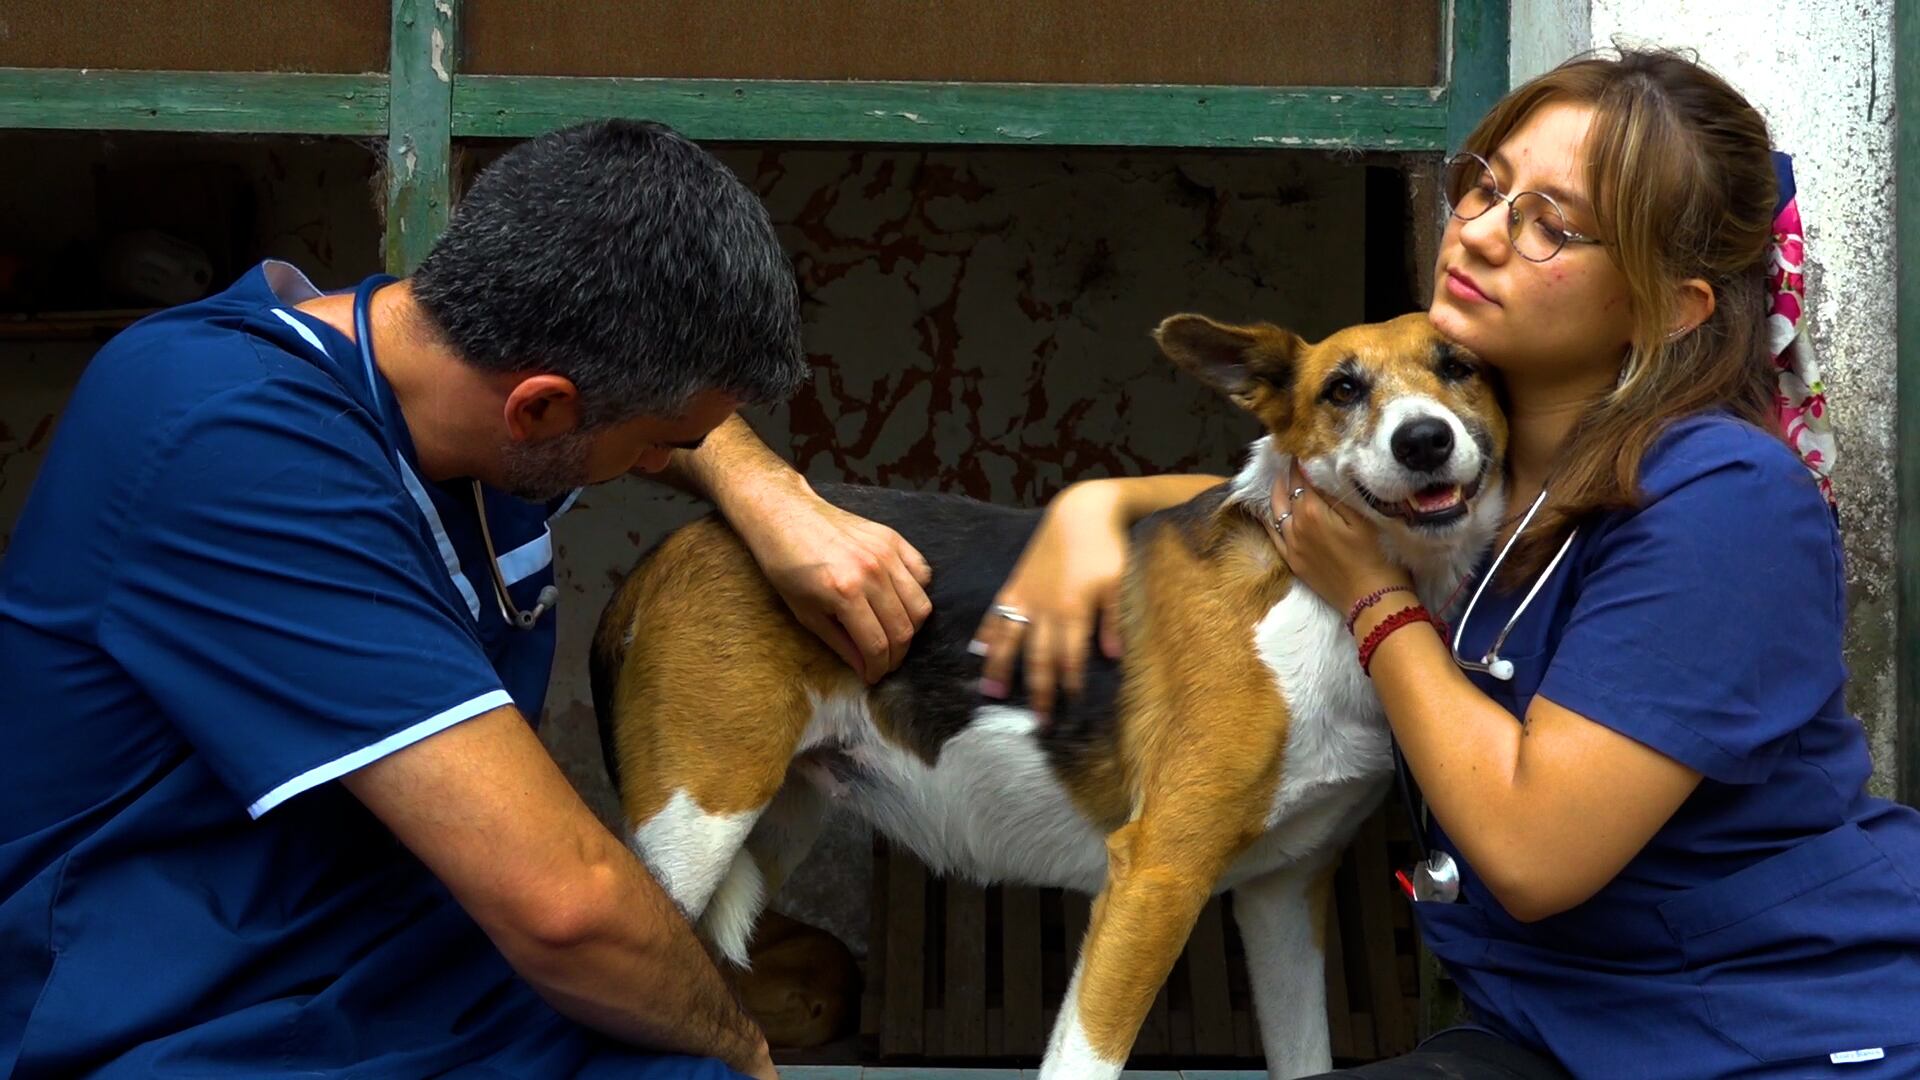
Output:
(1512, 1), (1902, 795)
(1510, 0), (1592, 84)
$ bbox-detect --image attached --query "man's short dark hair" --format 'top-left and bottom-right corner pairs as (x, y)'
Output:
(412, 119), (805, 425)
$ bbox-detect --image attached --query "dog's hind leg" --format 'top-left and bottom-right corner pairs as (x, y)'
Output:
(696, 776), (833, 968)
(630, 788), (765, 944)
(743, 775), (831, 905)
(596, 517), (852, 966)
(620, 724), (820, 966)
(1233, 853), (1340, 1079)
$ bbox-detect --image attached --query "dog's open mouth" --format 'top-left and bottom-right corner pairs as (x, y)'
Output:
(1355, 473), (1483, 527)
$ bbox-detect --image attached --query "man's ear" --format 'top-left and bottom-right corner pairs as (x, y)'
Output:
(502, 374), (584, 443)
(1153, 314), (1301, 414)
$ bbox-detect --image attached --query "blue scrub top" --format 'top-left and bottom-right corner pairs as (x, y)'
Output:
(1417, 414), (1920, 1078)
(0, 263), (741, 1079)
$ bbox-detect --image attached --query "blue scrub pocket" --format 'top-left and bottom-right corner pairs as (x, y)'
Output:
(1413, 896), (1494, 966)
(1657, 822), (1920, 1065)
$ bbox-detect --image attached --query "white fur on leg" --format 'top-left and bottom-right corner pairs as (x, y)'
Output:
(1233, 861), (1336, 1079)
(630, 788), (760, 922)
(1039, 957), (1126, 1080)
(701, 848), (765, 967)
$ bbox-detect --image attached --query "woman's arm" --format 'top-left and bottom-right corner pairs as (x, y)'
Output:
(1355, 614), (1700, 920)
(974, 474), (1225, 718)
(1271, 465), (1700, 922)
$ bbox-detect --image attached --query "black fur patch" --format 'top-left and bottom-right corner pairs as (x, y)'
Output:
(595, 481), (1239, 796)
(813, 485), (1123, 770)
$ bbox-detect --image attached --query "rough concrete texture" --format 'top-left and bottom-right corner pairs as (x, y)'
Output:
(1584, 2), (1902, 795)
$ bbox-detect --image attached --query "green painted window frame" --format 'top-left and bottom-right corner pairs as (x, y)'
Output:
(2, 0), (1506, 271)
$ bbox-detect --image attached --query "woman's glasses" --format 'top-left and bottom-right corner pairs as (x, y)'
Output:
(1443, 152), (1604, 264)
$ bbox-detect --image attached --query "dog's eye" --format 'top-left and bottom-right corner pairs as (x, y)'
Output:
(1322, 375), (1364, 406)
(1439, 356), (1477, 382)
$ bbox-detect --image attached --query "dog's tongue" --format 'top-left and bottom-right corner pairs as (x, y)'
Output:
(1407, 484), (1465, 515)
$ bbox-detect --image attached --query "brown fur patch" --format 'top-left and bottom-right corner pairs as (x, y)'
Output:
(602, 518), (852, 825)
(1066, 513), (1293, 1062)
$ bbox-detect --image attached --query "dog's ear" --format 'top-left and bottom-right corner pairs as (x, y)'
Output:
(1153, 315), (1303, 416)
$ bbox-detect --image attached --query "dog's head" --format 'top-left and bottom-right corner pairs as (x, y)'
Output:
(1155, 312), (1507, 546)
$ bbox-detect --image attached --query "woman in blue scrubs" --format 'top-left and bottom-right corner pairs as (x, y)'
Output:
(983, 48), (1920, 1078)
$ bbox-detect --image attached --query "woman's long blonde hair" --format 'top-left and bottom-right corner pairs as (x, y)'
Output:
(1456, 48), (1782, 582)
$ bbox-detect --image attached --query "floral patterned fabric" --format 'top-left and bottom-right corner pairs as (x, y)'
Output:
(1767, 151), (1838, 509)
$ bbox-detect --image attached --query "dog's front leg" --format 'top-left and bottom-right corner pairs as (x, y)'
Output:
(1233, 855), (1340, 1078)
(1040, 819), (1242, 1080)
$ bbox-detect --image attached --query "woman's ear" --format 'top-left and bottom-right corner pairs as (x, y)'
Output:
(1665, 277), (1716, 340)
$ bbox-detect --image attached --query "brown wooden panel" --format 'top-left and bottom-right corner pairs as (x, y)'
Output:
(0, 1), (388, 73)
(1351, 811), (1417, 1055)
(862, 836), (890, 1041)
(1062, 891), (1092, 963)
(880, 844), (927, 1056)
(463, 1), (1442, 87)
(1000, 885), (1045, 1055)
(1324, 865), (1359, 1060)
(942, 879), (988, 1055)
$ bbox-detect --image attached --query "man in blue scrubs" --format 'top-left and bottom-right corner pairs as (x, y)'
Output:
(0, 120), (932, 1078)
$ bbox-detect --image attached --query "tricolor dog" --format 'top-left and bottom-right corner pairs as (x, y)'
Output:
(593, 312), (1508, 1078)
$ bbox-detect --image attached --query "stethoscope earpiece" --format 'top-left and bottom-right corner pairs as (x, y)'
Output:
(514, 585), (560, 630)
(1488, 658), (1515, 681)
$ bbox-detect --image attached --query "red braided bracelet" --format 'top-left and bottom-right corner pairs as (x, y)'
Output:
(1358, 604), (1436, 676)
(1344, 585), (1414, 633)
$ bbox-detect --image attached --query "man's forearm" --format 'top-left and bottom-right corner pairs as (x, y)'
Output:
(656, 414), (808, 523)
(343, 708), (772, 1075)
(509, 855), (768, 1072)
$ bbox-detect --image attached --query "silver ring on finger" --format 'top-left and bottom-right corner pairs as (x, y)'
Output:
(1290, 486), (1307, 500)
(1273, 510), (1293, 530)
(992, 603), (1032, 625)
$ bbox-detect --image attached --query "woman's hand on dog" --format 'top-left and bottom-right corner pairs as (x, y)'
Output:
(973, 480), (1130, 721)
(1268, 462), (1412, 618)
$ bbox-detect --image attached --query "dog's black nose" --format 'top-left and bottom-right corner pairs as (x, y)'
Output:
(1391, 417), (1454, 472)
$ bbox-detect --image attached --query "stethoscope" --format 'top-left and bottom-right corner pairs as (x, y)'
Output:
(1396, 485), (1578, 902)
(353, 277), (557, 631)
(1449, 486), (1580, 681)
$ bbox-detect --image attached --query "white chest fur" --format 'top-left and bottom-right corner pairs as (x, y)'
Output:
(1215, 438), (1500, 885)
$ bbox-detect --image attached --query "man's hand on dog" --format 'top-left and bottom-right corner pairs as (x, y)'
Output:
(746, 494), (933, 684)
(973, 481), (1130, 721)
